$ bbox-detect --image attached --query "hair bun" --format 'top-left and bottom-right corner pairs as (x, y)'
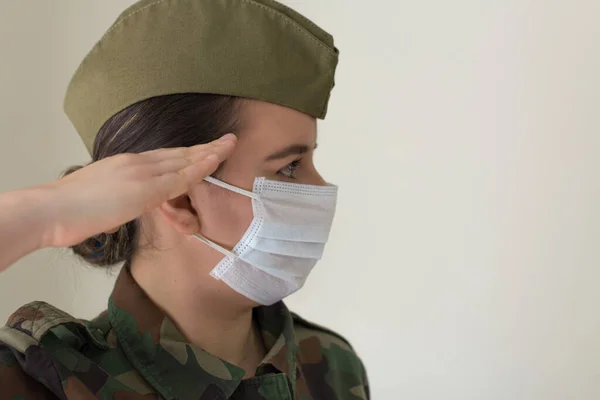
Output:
(63, 165), (136, 267)
(71, 225), (135, 267)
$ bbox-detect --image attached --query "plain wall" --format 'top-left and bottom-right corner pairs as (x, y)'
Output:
(1, 1), (599, 399)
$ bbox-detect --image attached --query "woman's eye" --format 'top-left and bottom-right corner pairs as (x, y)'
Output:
(278, 160), (301, 179)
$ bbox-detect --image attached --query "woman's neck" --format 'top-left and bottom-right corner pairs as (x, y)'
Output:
(129, 255), (267, 376)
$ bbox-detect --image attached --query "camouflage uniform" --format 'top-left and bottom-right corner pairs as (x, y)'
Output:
(0, 267), (368, 399)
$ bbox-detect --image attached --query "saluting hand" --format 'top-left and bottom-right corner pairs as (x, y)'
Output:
(41, 134), (237, 248)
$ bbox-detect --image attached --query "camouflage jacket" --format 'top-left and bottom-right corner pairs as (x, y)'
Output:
(0, 268), (368, 399)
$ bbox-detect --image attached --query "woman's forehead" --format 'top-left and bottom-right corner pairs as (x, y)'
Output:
(237, 100), (318, 149)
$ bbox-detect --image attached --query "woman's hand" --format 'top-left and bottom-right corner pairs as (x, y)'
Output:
(44, 134), (237, 248)
(0, 134), (236, 272)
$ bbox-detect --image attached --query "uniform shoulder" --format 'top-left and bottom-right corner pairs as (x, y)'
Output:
(0, 344), (58, 399)
(291, 312), (370, 399)
(291, 311), (356, 351)
(291, 312), (352, 350)
(0, 302), (142, 398)
(0, 301), (105, 353)
(0, 302), (96, 399)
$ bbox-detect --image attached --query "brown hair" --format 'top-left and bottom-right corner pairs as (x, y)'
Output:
(65, 94), (240, 267)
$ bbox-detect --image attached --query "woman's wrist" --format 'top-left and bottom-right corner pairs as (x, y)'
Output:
(0, 186), (59, 272)
(5, 186), (58, 250)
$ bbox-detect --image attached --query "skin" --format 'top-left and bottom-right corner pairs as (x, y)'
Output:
(0, 99), (326, 377)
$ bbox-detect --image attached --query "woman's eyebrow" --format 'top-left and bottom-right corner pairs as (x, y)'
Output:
(264, 143), (317, 161)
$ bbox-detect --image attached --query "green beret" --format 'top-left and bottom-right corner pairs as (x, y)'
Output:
(64, 0), (340, 154)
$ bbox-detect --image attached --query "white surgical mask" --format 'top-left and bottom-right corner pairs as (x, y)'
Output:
(193, 176), (338, 305)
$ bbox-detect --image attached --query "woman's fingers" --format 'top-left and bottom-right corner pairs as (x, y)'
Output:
(149, 149), (212, 177)
(141, 134), (237, 165)
(141, 135), (236, 176)
(147, 137), (236, 204)
(149, 155), (218, 205)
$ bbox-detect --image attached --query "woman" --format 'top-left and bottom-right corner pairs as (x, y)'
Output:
(0, 1), (368, 399)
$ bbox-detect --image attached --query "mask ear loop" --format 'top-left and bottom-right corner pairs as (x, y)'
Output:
(192, 234), (237, 259)
(191, 177), (260, 261)
(203, 176), (259, 199)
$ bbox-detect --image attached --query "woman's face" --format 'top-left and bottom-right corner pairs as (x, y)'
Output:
(193, 99), (326, 249)
(148, 99), (326, 302)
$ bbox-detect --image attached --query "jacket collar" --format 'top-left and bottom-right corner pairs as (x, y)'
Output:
(108, 267), (298, 400)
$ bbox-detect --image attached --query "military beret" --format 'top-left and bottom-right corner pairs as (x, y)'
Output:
(64, 0), (340, 154)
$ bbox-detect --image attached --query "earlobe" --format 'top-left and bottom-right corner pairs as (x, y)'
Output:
(158, 195), (201, 235)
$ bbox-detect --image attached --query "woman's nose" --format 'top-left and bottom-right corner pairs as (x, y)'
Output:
(310, 171), (328, 186)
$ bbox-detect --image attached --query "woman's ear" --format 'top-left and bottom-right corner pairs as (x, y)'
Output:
(158, 194), (201, 235)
